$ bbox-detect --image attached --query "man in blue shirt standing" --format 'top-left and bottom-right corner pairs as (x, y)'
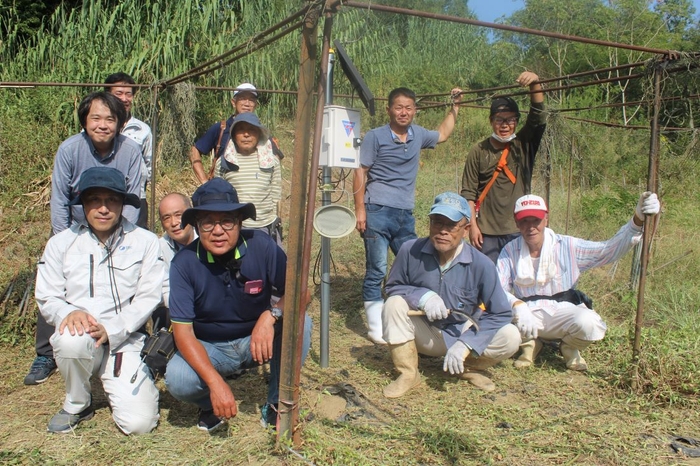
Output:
(165, 179), (312, 432)
(353, 86), (462, 344)
(382, 192), (520, 398)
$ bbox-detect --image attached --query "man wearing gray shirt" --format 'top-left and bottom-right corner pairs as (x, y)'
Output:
(25, 91), (143, 386)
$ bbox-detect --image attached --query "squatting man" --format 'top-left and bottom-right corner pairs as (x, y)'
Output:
(497, 192), (660, 370)
(35, 167), (163, 434)
(381, 192), (520, 397)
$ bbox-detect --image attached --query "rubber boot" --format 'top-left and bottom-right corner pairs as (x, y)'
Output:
(383, 341), (421, 398)
(560, 342), (588, 371)
(458, 370), (495, 392)
(364, 301), (386, 345)
(513, 339), (543, 369)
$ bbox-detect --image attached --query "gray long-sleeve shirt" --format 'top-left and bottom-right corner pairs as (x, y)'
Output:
(50, 132), (142, 233)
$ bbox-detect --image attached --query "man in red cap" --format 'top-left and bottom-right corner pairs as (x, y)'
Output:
(497, 192), (660, 370)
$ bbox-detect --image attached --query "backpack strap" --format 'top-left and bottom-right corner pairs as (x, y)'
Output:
(474, 143), (516, 218)
(208, 119), (227, 180)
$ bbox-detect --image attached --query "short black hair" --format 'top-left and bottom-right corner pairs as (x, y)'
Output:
(387, 87), (416, 107)
(77, 92), (127, 134)
(104, 72), (137, 95)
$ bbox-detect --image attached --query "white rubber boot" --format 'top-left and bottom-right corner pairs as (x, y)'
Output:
(364, 301), (386, 345)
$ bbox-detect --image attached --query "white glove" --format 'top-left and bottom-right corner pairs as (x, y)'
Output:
(635, 192), (660, 219)
(423, 294), (449, 322)
(514, 302), (543, 340)
(443, 340), (470, 375)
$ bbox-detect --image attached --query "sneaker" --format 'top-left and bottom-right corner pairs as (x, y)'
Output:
(197, 409), (224, 432)
(47, 407), (94, 433)
(24, 355), (57, 385)
(260, 403), (279, 430)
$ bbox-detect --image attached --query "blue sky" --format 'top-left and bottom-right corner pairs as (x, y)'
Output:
(469, 0), (700, 24)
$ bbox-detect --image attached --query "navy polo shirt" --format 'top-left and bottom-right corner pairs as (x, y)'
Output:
(169, 229), (286, 341)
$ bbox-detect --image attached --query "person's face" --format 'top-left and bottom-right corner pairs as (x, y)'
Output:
(159, 195), (193, 246)
(429, 214), (469, 257)
(387, 95), (417, 130)
(196, 211), (242, 256)
(490, 111), (519, 139)
(84, 99), (118, 148)
(82, 188), (124, 242)
(233, 122), (261, 155)
(516, 215), (548, 250)
(108, 83), (134, 115)
(232, 91), (258, 114)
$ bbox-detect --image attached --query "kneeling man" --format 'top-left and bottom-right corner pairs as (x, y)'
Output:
(165, 178), (312, 431)
(383, 192), (520, 397)
(497, 193), (660, 370)
(35, 167), (163, 434)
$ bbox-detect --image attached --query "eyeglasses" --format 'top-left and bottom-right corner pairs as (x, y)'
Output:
(198, 217), (240, 232)
(493, 117), (518, 126)
(429, 217), (467, 232)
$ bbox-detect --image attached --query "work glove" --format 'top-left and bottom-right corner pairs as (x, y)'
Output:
(514, 302), (543, 340)
(423, 294), (449, 322)
(443, 340), (470, 375)
(635, 192), (660, 219)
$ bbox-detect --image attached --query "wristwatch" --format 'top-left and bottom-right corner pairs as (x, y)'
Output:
(269, 307), (283, 322)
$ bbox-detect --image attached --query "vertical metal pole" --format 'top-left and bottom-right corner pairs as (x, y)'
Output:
(544, 140), (551, 210)
(631, 61), (661, 384)
(277, 1), (320, 446)
(565, 139), (574, 234)
(320, 48), (335, 369)
(148, 86), (159, 229)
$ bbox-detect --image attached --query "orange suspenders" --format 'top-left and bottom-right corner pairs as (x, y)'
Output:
(474, 143), (516, 218)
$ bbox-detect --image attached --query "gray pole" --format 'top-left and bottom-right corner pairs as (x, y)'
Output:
(320, 50), (335, 368)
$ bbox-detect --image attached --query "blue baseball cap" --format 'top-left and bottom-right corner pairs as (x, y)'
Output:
(68, 167), (140, 207)
(181, 178), (256, 227)
(429, 192), (471, 222)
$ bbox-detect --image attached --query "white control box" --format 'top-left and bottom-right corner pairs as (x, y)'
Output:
(320, 105), (361, 168)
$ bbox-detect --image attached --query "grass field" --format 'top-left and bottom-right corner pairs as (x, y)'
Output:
(1, 113), (699, 465)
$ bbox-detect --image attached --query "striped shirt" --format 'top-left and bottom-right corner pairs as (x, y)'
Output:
(215, 149), (281, 229)
(496, 219), (642, 313)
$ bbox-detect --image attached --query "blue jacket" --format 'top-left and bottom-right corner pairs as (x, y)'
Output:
(385, 237), (513, 354)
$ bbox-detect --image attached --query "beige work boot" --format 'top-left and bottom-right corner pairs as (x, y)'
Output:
(458, 369), (495, 392)
(364, 301), (386, 345)
(513, 339), (543, 369)
(560, 342), (588, 371)
(383, 341), (421, 398)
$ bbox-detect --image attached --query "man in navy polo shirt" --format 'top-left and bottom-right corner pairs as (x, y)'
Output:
(165, 178), (312, 432)
(353, 86), (462, 344)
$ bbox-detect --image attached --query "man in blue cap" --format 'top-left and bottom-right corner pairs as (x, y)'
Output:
(35, 167), (163, 434)
(165, 178), (312, 432)
(382, 192), (520, 398)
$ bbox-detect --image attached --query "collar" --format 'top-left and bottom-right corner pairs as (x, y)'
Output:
(420, 238), (474, 266)
(390, 125), (414, 143)
(196, 236), (248, 264)
(83, 131), (117, 160)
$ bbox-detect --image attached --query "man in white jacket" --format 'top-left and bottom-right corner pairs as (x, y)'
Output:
(35, 167), (164, 434)
(497, 192), (660, 370)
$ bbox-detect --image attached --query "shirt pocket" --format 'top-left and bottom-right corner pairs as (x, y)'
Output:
(107, 251), (143, 297)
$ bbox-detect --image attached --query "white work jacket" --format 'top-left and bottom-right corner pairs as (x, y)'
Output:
(36, 219), (165, 353)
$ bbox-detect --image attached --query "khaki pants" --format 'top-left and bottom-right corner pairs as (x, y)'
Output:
(383, 295), (520, 368)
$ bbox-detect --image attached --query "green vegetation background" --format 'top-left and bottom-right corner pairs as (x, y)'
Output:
(0, 1), (699, 464)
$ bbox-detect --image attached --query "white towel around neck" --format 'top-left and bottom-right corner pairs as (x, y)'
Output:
(514, 227), (558, 288)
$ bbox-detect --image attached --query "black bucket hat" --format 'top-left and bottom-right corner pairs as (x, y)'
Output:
(68, 166), (140, 207)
